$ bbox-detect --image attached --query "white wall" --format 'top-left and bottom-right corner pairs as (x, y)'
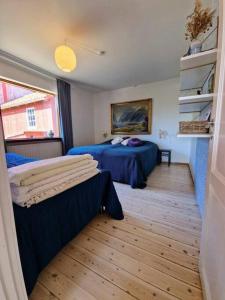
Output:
(70, 84), (95, 146)
(93, 78), (192, 163)
(0, 59), (95, 148)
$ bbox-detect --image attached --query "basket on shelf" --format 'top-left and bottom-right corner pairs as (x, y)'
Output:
(179, 121), (209, 134)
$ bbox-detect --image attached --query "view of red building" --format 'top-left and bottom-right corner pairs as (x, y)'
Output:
(0, 82), (59, 139)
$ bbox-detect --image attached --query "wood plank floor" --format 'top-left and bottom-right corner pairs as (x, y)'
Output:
(30, 164), (203, 300)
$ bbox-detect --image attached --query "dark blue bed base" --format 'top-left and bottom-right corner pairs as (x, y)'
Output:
(13, 171), (123, 295)
(68, 141), (159, 188)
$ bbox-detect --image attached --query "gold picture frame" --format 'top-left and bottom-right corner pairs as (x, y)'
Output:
(111, 98), (152, 135)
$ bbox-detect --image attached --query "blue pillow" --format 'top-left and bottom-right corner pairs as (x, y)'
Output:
(6, 153), (39, 168)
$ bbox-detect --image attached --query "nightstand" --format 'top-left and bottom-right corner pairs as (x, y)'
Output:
(159, 149), (171, 166)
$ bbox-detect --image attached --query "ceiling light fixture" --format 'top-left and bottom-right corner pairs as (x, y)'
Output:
(54, 39), (105, 73)
(78, 43), (106, 56)
(54, 45), (77, 73)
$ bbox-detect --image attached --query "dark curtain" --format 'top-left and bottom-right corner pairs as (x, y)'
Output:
(57, 79), (73, 154)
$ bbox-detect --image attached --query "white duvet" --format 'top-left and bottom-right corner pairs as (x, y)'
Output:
(9, 155), (100, 207)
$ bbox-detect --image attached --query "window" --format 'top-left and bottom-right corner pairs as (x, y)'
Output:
(0, 79), (60, 140)
(26, 108), (36, 128)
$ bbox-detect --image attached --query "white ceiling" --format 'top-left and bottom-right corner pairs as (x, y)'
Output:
(0, 0), (194, 90)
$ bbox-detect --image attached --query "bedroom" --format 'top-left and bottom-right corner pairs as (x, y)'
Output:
(0, 0), (225, 300)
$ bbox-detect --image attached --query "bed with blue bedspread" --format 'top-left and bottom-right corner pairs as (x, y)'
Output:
(68, 141), (159, 188)
(6, 153), (123, 295)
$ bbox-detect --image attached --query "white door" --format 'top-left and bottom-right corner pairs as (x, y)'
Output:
(200, 0), (225, 299)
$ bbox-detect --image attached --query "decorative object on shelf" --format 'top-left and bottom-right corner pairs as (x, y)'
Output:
(159, 129), (168, 139)
(207, 73), (215, 93)
(190, 40), (202, 54)
(111, 99), (152, 135)
(179, 121), (209, 134)
(55, 45), (77, 72)
(185, 0), (215, 55)
(199, 104), (212, 121)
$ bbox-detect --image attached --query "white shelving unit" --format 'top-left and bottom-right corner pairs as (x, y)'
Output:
(180, 48), (217, 70)
(177, 133), (212, 138)
(178, 48), (217, 137)
(179, 93), (214, 113)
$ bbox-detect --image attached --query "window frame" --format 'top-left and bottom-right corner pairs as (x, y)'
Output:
(0, 77), (61, 141)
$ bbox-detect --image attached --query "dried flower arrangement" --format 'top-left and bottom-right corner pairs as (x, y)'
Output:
(185, 0), (214, 41)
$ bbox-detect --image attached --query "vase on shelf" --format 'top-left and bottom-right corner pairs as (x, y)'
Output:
(190, 39), (202, 55)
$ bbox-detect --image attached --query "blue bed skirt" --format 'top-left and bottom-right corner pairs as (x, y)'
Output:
(13, 170), (123, 295)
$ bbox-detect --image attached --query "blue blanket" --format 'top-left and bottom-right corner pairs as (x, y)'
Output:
(6, 152), (38, 168)
(68, 141), (159, 188)
(13, 170), (123, 295)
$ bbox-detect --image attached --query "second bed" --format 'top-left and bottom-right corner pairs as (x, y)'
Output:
(68, 140), (159, 188)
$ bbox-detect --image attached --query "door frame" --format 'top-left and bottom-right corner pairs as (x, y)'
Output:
(200, 0), (225, 299)
(0, 121), (28, 299)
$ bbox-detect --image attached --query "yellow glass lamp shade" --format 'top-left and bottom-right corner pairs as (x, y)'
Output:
(54, 45), (77, 72)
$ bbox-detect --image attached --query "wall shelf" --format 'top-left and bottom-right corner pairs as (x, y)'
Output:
(179, 93), (214, 103)
(177, 133), (212, 138)
(179, 93), (214, 113)
(180, 49), (217, 71)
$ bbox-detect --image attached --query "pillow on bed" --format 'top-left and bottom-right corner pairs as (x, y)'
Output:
(127, 138), (144, 147)
(6, 153), (39, 168)
(121, 138), (131, 146)
(111, 137), (123, 145)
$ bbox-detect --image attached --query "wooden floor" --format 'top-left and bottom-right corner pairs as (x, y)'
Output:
(30, 164), (202, 300)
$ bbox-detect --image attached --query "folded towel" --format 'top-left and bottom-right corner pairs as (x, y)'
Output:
(10, 160), (98, 198)
(11, 160), (98, 198)
(9, 154), (92, 186)
(19, 159), (96, 186)
(12, 167), (100, 207)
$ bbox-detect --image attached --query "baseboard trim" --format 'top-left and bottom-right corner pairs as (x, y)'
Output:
(199, 261), (212, 300)
(160, 162), (189, 166)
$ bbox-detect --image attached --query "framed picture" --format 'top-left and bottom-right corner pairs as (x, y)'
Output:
(111, 98), (152, 135)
